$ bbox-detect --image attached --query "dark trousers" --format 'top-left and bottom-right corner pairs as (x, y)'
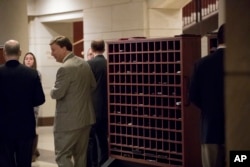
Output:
(0, 138), (33, 167)
(87, 122), (108, 167)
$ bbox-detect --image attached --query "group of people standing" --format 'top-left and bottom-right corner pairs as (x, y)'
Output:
(0, 37), (108, 167)
(0, 24), (225, 167)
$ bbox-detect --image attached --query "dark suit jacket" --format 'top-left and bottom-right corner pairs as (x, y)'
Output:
(189, 48), (225, 144)
(0, 60), (45, 141)
(88, 55), (107, 123)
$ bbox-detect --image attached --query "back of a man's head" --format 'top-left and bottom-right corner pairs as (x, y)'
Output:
(217, 24), (225, 45)
(91, 40), (105, 53)
(4, 40), (20, 56)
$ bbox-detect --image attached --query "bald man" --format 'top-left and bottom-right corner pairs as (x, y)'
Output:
(0, 39), (45, 167)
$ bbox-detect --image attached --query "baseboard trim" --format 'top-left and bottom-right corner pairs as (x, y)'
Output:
(38, 117), (54, 126)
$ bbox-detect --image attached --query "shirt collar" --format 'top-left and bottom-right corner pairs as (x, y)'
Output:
(63, 52), (73, 62)
(217, 44), (226, 49)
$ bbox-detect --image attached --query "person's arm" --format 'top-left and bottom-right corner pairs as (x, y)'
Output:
(50, 67), (70, 99)
(33, 73), (45, 106)
(87, 60), (97, 91)
(89, 67), (97, 92)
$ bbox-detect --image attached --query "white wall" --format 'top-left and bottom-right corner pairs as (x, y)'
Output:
(27, 0), (84, 16)
(83, 0), (183, 57)
(0, 0), (29, 57)
(148, 8), (182, 37)
(83, 0), (148, 56)
(201, 36), (208, 57)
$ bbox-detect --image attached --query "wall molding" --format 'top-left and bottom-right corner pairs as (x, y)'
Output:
(38, 117), (54, 126)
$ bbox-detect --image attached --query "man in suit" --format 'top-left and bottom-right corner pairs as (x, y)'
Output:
(0, 39), (45, 167)
(50, 36), (96, 167)
(189, 24), (225, 167)
(87, 40), (108, 167)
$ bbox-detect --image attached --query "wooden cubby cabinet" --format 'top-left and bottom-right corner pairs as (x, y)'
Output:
(107, 36), (202, 167)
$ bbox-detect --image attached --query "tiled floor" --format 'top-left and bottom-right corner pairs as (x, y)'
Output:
(32, 126), (57, 167)
(32, 126), (149, 167)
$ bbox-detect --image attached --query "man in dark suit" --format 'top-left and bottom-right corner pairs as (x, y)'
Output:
(50, 36), (96, 167)
(189, 24), (225, 167)
(87, 40), (108, 167)
(0, 39), (45, 167)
